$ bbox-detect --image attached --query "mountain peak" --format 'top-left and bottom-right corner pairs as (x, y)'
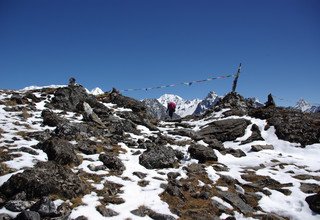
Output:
(90, 87), (104, 95)
(295, 99), (312, 112)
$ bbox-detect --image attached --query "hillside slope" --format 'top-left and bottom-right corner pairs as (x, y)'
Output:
(0, 85), (319, 220)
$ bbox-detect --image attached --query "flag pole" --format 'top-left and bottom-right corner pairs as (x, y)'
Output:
(232, 63), (242, 93)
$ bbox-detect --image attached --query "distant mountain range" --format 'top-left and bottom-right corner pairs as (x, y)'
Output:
(143, 92), (221, 119)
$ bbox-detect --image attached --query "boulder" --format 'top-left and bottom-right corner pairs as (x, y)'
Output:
(4, 200), (34, 212)
(14, 211), (40, 220)
(82, 102), (105, 127)
(305, 193), (320, 214)
(30, 197), (59, 218)
(224, 148), (246, 157)
(188, 144), (218, 163)
(99, 153), (125, 174)
(198, 119), (250, 142)
(41, 110), (67, 127)
(240, 124), (264, 145)
(0, 161), (87, 200)
(139, 145), (178, 169)
(218, 191), (254, 215)
(36, 137), (80, 165)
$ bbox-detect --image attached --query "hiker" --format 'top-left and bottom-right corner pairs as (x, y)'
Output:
(166, 101), (176, 119)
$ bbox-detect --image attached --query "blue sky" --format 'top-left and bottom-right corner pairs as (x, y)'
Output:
(1, 0), (319, 106)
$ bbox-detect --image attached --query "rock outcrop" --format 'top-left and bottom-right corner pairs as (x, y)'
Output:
(0, 161), (87, 200)
(249, 107), (320, 146)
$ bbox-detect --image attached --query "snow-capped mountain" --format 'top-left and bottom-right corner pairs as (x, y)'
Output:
(89, 87), (104, 95)
(157, 94), (201, 117)
(193, 91), (220, 115)
(294, 99), (320, 113)
(295, 99), (312, 112)
(142, 98), (179, 120)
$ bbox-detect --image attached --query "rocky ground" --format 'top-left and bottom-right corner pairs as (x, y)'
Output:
(0, 85), (319, 220)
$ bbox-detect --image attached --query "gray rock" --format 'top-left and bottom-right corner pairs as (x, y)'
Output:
(0, 161), (87, 200)
(139, 145), (178, 169)
(30, 197), (59, 217)
(19, 147), (39, 155)
(36, 137), (80, 165)
(14, 211), (40, 220)
(188, 144), (218, 163)
(224, 148), (246, 157)
(88, 164), (107, 172)
(198, 118), (250, 142)
(249, 107), (320, 147)
(207, 139), (225, 151)
(250, 144), (274, 152)
(5, 200), (34, 212)
(305, 193), (320, 214)
(133, 171), (147, 179)
(218, 191), (254, 215)
(73, 216), (88, 220)
(300, 183), (320, 194)
(241, 124), (264, 144)
(82, 102), (105, 127)
(168, 129), (200, 140)
(48, 85), (98, 112)
(41, 110), (67, 127)
(99, 153), (125, 174)
(10, 94), (25, 105)
(96, 205), (119, 217)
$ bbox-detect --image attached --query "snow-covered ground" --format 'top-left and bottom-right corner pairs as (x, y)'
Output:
(0, 88), (319, 219)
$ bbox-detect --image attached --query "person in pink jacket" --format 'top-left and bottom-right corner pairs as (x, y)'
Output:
(166, 101), (176, 119)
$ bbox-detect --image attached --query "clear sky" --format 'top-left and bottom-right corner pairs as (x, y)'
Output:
(1, 0), (319, 106)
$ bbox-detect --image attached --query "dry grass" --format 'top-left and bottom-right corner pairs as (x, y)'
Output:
(4, 99), (17, 106)
(0, 162), (15, 175)
(20, 108), (32, 120)
(70, 196), (84, 208)
(15, 131), (29, 139)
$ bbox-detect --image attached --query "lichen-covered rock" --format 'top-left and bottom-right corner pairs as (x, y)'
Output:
(99, 153), (125, 174)
(14, 211), (40, 220)
(139, 145), (178, 169)
(188, 144), (217, 163)
(198, 118), (250, 142)
(30, 197), (59, 218)
(0, 161), (87, 200)
(36, 137), (80, 165)
(41, 109), (68, 127)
